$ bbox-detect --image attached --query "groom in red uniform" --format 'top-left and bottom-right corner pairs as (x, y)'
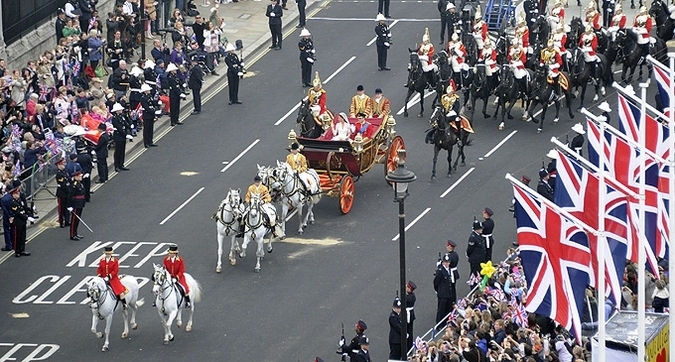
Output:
(96, 246), (128, 305)
(164, 245), (191, 307)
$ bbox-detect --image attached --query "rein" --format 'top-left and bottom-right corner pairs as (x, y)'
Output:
(215, 195), (240, 232)
(89, 283), (116, 319)
(153, 271), (182, 312)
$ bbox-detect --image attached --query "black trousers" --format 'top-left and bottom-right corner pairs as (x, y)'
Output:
(97, 157), (108, 182)
(440, 16), (451, 42)
(70, 208), (82, 238)
(270, 24), (282, 47)
(301, 58), (312, 85)
(83, 177), (91, 202)
(228, 73), (240, 102)
(297, 0), (306, 26)
(436, 297), (454, 323)
(191, 86), (202, 112)
(377, 45), (388, 69)
(114, 140), (126, 169)
(12, 224), (26, 253)
(143, 118), (155, 146)
(170, 94), (181, 125)
(378, 0), (390, 16)
(389, 344), (402, 360)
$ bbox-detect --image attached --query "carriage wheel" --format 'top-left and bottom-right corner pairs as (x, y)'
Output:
(339, 176), (355, 214)
(385, 136), (406, 183)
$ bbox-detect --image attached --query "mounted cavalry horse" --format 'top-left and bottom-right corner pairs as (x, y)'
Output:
(296, 97), (334, 138)
(522, 64), (575, 133)
(650, 0), (675, 41)
(404, 50), (430, 118)
(212, 189), (242, 272)
(469, 62), (497, 119)
(565, 21), (612, 108)
(428, 104), (472, 179)
(493, 64), (534, 131)
(87, 275), (144, 351)
(152, 263), (202, 344)
(613, 27), (667, 83)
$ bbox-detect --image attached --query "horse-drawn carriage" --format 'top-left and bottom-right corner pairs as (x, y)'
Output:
(288, 114), (405, 214)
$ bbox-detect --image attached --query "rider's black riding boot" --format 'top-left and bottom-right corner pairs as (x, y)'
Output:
(554, 80), (561, 100)
(519, 78), (528, 100)
(120, 296), (127, 308)
(429, 72), (438, 89)
(185, 295), (191, 308)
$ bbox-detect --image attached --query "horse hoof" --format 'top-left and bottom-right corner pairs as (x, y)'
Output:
(298, 230), (304, 235)
(280, 235), (286, 240)
(593, 95), (598, 102)
(553, 118), (559, 123)
(461, 162), (466, 167)
(96, 332), (103, 339)
(121, 333), (128, 339)
(537, 128), (543, 134)
(177, 322), (182, 329)
(417, 113), (423, 118)
(164, 340), (169, 345)
(186, 326), (192, 332)
(403, 112), (409, 117)
(498, 122), (504, 131)
(483, 113), (491, 119)
(254, 268), (260, 273)
(102, 346), (108, 352)
(570, 113), (575, 119)
(309, 220), (315, 224)
(132, 323), (138, 330)
(507, 114), (514, 120)
(446, 174), (452, 178)
(169, 335), (175, 341)
(230, 259), (237, 265)
(216, 266), (222, 273)
(268, 246), (273, 253)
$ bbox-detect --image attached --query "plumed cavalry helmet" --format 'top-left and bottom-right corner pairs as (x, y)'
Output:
(474, 8), (482, 20)
(585, 24), (593, 33)
(554, 0), (562, 5)
(517, 14), (525, 24)
(484, 38), (492, 48)
(587, 0), (596, 10)
(312, 71), (322, 88)
(547, 38), (554, 47)
(422, 27), (430, 42)
(640, 5), (647, 13)
(451, 32), (459, 41)
(615, 3), (622, 12)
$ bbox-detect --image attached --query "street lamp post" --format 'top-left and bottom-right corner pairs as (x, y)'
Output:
(385, 149), (417, 361)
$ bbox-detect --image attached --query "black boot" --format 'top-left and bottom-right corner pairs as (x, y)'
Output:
(120, 296), (127, 309)
(185, 295), (191, 308)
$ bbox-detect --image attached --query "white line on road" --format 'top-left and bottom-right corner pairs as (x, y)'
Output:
(160, 187), (205, 225)
(285, 208), (298, 221)
(366, 20), (399, 47)
(531, 94), (567, 118)
(483, 130), (517, 158)
(396, 91), (436, 115)
(310, 17), (439, 22)
(392, 207), (431, 241)
(220, 139), (260, 172)
(275, 102), (301, 126)
(440, 167), (475, 198)
(324, 56), (357, 84)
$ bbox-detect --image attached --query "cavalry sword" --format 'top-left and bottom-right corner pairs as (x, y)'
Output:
(70, 210), (94, 233)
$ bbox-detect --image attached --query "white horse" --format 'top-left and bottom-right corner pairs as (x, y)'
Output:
(212, 188), (242, 272)
(87, 276), (144, 352)
(237, 193), (275, 273)
(270, 161), (321, 236)
(151, 263), (202, 345)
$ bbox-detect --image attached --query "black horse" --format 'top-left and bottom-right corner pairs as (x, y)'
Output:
(493, 64), (533, 130)
(433, 50), (453, 108)
(523, 66), (575, 133)
(530, 15), (551, 50)
(296, 98), (329, 138)
(565, 45), (612, 109)
(469, 64), (497, 118)
(404, 50), (428, 118)
(614, 28), (668, 83)
(428, 106), (471, 179)
(650, 0), (675, 41)
(568, 17), (610, 55)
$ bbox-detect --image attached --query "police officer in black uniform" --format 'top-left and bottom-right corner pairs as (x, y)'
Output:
(166, 63), (185, 126)
(298, 28), (315, 87)
(466, 220), (486, 278)
(67, 170), (86, 240)
(434, 250), (459, 324)
(523, 0), (539, 28)
(375, 14), (391, 71)
(10, 185), (33, 257)
(110, 103), (131, 172)
(140, 83), (160, 147)
(55, 158), (71, 228)
(225, 43), (244, 105)
(537, 169), (555, 201)
(188, 57), (205, 114)
(388, 297), (403, 360)
(353, 336), (372, 362)
(482, 207), (495, 261)
(338, 320), (368, 360)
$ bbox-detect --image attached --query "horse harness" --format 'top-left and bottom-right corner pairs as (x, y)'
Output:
(154, 271), (185, 314)
(213, 194), (241, 234)
(89, 281), (122, 319)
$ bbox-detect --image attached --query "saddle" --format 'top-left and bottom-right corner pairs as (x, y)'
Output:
(450, 116), (475, 134)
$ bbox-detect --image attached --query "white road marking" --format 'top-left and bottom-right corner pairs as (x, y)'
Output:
(274, 102), (302, 126)
(392, 207), (431, 241)
(483, 130), (518, 158)
(366, 20), (399, 47)
(531, 95), (567, 118)
(396, 91), (436, 115)
(440, 167), (475, 198)
(310, 17), (439, 22)
(220, 139), (260, 172)
(160, 187), (205, 225)
(284, 208), (299, 221)
(324, 56), (357, 84)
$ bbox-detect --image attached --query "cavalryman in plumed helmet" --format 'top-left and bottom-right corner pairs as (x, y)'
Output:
(308, 71), (327, 116)
(515, 15), (530, 52)
(633, 5), (653, 64)
(472, 9), (487, 50)
(548, 0), (565, 29)
(416, 28), (437, 88)
(584, 1), (601, 30)
(540, 38), (563, 98)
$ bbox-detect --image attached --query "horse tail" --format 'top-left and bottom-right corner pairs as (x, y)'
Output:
(185, 273), (202, 303)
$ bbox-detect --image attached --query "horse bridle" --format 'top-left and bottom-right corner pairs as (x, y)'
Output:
(153, 269), (180, 312)
(274, 166), (304, 204)
(244, 196), (265, 230)
(216, 192), (241, 231)
(88, 281), (112, 318)
(408, 54), (423, 84)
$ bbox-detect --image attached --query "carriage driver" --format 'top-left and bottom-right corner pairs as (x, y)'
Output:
(633, 6), (653, 64)
(540, 39), (563, 98)
(96, 246), (128, 306)
(239, 176), (280, 238)
(164, 245), (191, 308)
(508, 39), (528, 100)
(472, 9), (487, 51)
(548, 0), (565, 30)
(286, 143), (311, 193)
(308, 71), (327, 116)
(608, 4), (627, 40)
(417, 28), (438, 89)
(515, 15), (531, 53)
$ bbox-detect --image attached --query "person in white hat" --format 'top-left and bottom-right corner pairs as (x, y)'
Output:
(439, 2), (458, 45)
(598, 101), (611, 123)
(545, 148), (558, 190)
(416, 28), (438, 87)
(166, 63), (185, 126)
(473, 9), (487, 50)
(608, 4), (627, 38)
(128, 66), (144, 126)
(570, 123), (586, 156)
(375, 14), (391, 71)
(224, 43), (244, 105)
(140, 83), (160, 148)
(298, 28), (315, 86)
(633, 6), (653, 64)
(584, 1), (600, 30)
(548, 0), (565, 29)
(110, 103), (131, 172)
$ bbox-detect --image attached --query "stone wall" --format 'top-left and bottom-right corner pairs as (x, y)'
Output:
(0, 0), (116, 70)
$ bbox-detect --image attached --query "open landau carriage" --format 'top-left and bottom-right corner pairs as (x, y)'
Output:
(288, 107), (405, 214)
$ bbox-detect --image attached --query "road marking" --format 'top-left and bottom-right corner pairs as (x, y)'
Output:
(324, 56), (357, 84)
(366, 20), (399, 47)
(440, 167), (475, 198)
(275, 102), (302, 126)
(483, 130), (517, 158)
(392, 207), (431, 241)
(531, 95), (567, 118)
(160, 187), (205, 225)
(285, 208), (299, 221)
(311, 17), (439, 22)
(220, 139), (260, 172)
(396, 90), (436, 115)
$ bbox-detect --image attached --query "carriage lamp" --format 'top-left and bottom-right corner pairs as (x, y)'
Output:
(384, 149), (416, 360)
(353, 133), (364, 154)
(386, 115), (397, 138)
(287, 129), (297, 147)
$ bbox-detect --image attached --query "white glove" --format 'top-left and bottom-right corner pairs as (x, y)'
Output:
(307, 57), (314, 63)
(448, 110), (457, 117)
(67, 207), (73, 212)
(237, 71), (244, 76)
(388, 32), (392, 37)
(180, 93), (187, 99)
(126, 134), (133, 140)
(83, 173), (90, 178)
(384, 42), (390, 47)
(158, 101), (163, 106)
(338, 338), (345, 347)
(240, 62), (245, 67)
(104, 277), (109, 281)
(155, 110), (162, 115)
(270, 12), (275, 16)
(311, 49), (315, 54)
(27, 217), (35, 223)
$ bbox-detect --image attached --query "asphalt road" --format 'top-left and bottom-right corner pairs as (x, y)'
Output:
(0, 0), (662, 361)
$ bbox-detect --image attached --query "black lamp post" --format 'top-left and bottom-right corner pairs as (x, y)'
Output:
(140, 0), (146, 60)
(384, 149), (417, 360)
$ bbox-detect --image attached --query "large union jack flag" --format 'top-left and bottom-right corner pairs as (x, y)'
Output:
(587, 120), (661, 273)
(649, 57), (673, 118)
(513, 184), (592, 341)
(554, 150), (630, 305)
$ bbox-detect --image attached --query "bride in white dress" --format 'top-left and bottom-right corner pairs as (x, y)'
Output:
(331, 112), (354, 141)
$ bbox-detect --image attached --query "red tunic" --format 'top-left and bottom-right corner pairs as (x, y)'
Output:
(97, 257), (126, 296)
(585, 10), (601, 30)
(417, 43), (435, 66)
(508, 47), (527, 70)
(633, 15), (653, 42)
(164, 255), (190, 294)
(579, 32), (598, 57)
(516, 25), (530, 48)
(473, 21), (488, 41)
(611, 13), (627, 28)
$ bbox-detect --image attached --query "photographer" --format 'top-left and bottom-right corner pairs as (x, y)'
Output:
(151, 39), (170, 64)
(107, 30), (126, 70)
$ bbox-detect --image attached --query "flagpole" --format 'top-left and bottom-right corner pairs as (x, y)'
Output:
(612, 80), (669, 121)
(597, 119), (607, 362)
(667, 51), (675, 360)
(637, 82), (648, 362)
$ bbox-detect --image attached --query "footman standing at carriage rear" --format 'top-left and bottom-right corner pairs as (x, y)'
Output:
(349, 85), (373, 118)
(298, 28), (315, 87)
(67, 170), (86, 241)
(375, 14), (391, 71)
(338, 320), (368, 360)
(97, 246), (128, 306)
(164, 245), (191, 307)
(371, 88), (391, 119)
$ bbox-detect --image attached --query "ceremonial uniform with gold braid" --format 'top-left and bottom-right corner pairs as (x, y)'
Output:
(286, 152), (308, 173)
(349, 94), (373, 117)
(308, 72), (327, 115)
(371, 95), (391, 118)
(245, 184), (272, 203)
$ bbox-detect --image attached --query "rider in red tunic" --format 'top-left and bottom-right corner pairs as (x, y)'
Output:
(96, 246), (128, 304)
(164, 244), (191, 307)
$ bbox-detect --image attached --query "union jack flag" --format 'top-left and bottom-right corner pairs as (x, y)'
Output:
(587, 120), (662, 273)
(649, 57), (673, 118)
(130, 102), (143, 121)
(554, 150), (630, 305)
(467, 272), (481, 286)
(485, 286), (506, 301)
(513, 184), (593, 341)
(39, 85), (52, 102)
(447, 308), (460, 326)
(512, 303), (528, 327)
(456, 297), (468, 310)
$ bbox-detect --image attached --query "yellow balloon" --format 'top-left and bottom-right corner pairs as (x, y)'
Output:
(480, 260), (497, 278)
